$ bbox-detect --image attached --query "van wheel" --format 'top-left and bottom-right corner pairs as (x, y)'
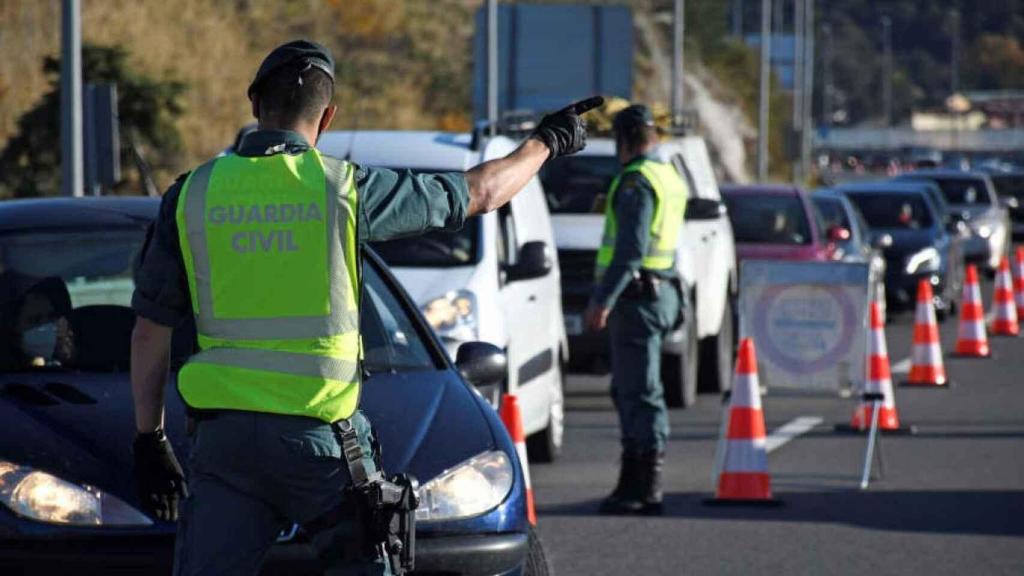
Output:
(527, 360), (564, 463)
(663, 312), (698, 408)
(698, 297), (735, 394)
(523, 526), (552, 576)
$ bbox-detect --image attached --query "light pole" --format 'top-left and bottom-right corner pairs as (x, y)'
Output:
(800, 0), (814, 183)
(60, 0), (83, 197)
(758, 0), (772, 181)
(486, 0), (498, 136)
(671, 0), (685, 124)
(822, 22), (833, 129)
(881, 16), (893, 128)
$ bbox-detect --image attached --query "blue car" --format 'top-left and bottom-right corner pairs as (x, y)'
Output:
(832, 182), (964, 317)
(0, 197), (547, 575)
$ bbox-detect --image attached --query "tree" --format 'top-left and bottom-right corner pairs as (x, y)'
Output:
(0, 44), (186, 198)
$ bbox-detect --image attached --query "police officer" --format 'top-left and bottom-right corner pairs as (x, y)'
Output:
(129, 40), (600, 575)
(584, 104), (687, 516)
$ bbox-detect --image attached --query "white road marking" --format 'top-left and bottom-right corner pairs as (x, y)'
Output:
(891, 357), (911, 374)
(765, 416), (824, 453)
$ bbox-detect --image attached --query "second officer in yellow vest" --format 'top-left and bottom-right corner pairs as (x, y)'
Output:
(129, 40), (601, 575)
(584, 104), (687, 516)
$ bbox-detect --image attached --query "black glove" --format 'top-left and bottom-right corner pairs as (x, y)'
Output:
(133, 429), (188, 522)
(530, 96), (604, 158)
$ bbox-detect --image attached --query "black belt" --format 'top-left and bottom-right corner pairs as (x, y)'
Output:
(622, 271), (673, 299)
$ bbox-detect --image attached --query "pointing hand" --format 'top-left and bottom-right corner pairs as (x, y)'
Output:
(530, 96), (605, 159)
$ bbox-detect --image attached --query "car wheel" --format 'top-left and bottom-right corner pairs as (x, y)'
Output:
(698, 296), (735, 394)
(663, 310), (698, 408)
(523, 526), (553, 576)
(526, 359), (564, 463)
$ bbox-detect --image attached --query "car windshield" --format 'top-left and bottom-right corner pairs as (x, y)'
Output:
(927, 177), (992, 206)
(369, 168), (481, 267)
(723, 193), (812, 245)
(990, 174), (1024, 199)
(0, 228), (145, 373)
(847, 193), (935, 230)
(371, 217), (480, 268)
(539, 154), (621, 214)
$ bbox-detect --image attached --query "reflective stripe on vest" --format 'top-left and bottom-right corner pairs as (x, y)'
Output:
(175, 150), (361, 423)
(595, 159), (688, 281)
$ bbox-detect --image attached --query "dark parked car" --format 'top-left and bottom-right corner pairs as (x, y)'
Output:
(986, 171), (1024, 238)
(896, 170), (1010, 271)
(0, 198), (545, 575)
(811, 189), (889, 310)
(835, 182), (964, 317)
(721, 184), (842, 263)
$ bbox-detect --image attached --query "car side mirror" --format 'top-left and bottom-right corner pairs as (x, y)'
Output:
(506, 241), (552, 282)
(827, 225), (851, 242)
(1001, 196), (1019, 210)
(454, 342), (508, 387)
(685, 197), (727, 220)
(871, 232), (893, 249)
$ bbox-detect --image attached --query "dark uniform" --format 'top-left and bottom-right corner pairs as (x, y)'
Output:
(133, 129), (470, 575)
(595, 105), (685, 516)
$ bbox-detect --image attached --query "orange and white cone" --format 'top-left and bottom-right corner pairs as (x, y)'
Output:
(712, 338), (774, 502)
(991, 256), (1020, 337)
(955, 265), (991, 357)
(906, 279), (948, 386)
(500, 394), (536, 525)
(850, 301), (902, 430)
(1013, 247), (1024, 319)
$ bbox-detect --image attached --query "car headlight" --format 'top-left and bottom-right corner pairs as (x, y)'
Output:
(904, 247), (941, 274)
(415, 451), (513, 522)
(421, 290), (478, 342)
(0, 461), (152, 526)
(975, 224), (993, 239)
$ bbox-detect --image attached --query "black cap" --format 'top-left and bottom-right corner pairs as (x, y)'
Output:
(612, 104), (656, 134)
(248, 40), (335, 100)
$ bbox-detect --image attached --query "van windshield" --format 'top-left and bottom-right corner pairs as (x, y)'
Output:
(847, 193), (935, 230)
(539, 155), (621, 214)
(369, 168), (481, 268)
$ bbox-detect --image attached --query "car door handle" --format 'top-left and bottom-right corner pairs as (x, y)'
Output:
(528, 294), (537, 302)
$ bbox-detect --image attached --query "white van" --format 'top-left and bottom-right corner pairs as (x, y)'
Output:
(539, 135), (738, 407)
(318, 130), (568, 461)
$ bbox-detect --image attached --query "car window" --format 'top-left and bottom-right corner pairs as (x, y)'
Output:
(928, 177), (993, 206)
(723, 193), (812, 245)
(847, 193), (935, 229)
(991, 174), (1024, 199)
(0, 228), (146, 373)
(361, 263), (438, 375)
(539, 155), (621, 214)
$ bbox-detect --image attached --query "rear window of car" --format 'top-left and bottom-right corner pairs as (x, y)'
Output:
(723, 193), (812, 245)
(990, 174), (1024, 199)
(928, 177), (992, 206)
(539, 155), (621, 214)
(846, 193), (935, 230)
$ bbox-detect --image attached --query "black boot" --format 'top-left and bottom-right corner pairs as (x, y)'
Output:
(599, 451), (664, 516)
(598, 451), (640, 514)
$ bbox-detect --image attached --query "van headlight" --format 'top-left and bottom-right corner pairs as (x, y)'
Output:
(415, 451), (513, 522)
(904, 247), (941, 274)
(0, 461), (152, 526)
(421, 290), (478, 342)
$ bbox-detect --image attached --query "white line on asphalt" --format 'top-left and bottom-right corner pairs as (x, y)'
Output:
(891, 357), (911, 374)
(765, 416), (824, 453)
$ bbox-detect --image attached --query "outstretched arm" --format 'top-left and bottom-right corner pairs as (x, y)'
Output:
(465, 96), (603, 216)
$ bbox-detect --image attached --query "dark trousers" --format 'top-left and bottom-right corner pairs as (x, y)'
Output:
(173, 410), (389, 576)
(609, 287), (680, 453)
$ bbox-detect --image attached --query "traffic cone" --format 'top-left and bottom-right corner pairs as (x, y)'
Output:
(991, 256), (1020, 337)
(500, 394), (536, 525)
(905, 279), (948, 386)
(711, 338), (775, 503)
(850, 301), (902, 430)
(955, 265), (991, 357)
(1013, 247), (1024, 319)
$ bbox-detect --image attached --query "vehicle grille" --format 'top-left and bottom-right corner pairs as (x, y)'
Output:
(558, 249), (597, 312)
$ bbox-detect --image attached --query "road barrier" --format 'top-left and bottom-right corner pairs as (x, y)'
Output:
(991, 257), (1020, 337)
(905, 279), (949, 386)
(500, 394), (537, 525)
(955, 265), (991, 358)
(1013, 247), (1024, 319)
(709, 339), (776, 504)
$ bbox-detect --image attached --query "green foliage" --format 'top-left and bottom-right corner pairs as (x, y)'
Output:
(0, 44), (185, 198)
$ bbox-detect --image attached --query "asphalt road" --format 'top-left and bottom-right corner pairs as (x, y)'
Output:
(532, 277), (1024, 576)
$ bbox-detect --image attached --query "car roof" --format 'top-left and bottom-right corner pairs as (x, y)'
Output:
(0, 197), (158, 232)
(833, 181), (932, 195)
(898, 169), (990, 180)
(574, 137), (618, 157)
(720, 184), (802, 196)
(317, 130), (512, 171)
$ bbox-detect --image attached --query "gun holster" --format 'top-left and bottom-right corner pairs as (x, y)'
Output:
(305, 418), (419, 575)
